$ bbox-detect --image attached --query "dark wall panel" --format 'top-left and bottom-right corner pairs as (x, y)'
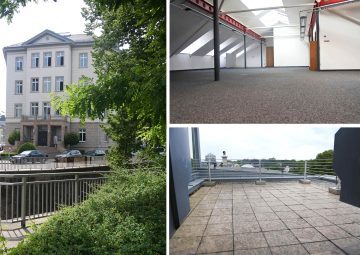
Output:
(334, 128), (360, 207)
(169, 128), (191, 237)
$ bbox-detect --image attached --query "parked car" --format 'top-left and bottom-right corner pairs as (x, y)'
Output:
(10, 150), (48, 164)
(84, 149), (106, 157)
(55, 150), (82, 162)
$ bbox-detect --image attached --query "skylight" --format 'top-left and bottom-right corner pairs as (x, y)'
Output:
(260, 10), (289, 26)
(241, 0), (289, 26)
(241, 0), (284, 16)
(180, 30), (213, 55)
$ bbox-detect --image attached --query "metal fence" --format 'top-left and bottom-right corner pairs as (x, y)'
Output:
(0, 156), (107, 171)
(0, 171), (108, 227)
(191, 158), (335, 182)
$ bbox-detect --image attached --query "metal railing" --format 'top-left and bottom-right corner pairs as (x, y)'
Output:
(191, 158), (335, 182)
(0, 156), (107, 171)
(0, 171), (108, 227)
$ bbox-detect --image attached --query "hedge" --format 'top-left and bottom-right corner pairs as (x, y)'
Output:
(17, 143), (36, 154)
(10, 168), (166, 255)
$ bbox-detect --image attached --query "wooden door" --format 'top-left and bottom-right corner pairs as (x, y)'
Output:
(309, 41), (318, 71)
(266, 47), (274, 67)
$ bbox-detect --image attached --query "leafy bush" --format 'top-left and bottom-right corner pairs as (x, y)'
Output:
(17, 142), (36, 154)
(10, 167), (166, 255)
(0, 152), (17, 159)
(8, 130), (20, 145)
(64, 132), (79, 147)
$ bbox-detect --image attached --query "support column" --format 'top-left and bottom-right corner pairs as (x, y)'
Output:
(244, 34), (247, 69)
(61, 125), (65, 145)
(33, 125), (38, 146)
(47, 124), (51, 147)
(20, 124), (24, 142)
(316, 10), (320, 71)
(260, 40), (263, 68)
(191, 128), (201, 162)
(213, 0), (220, 81)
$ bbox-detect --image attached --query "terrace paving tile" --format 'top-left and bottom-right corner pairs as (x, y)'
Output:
(234, 232), (268, 250)
(233, 221), (261, 234)
(303, 240), (346, 255)
(338, 223), (360, 237)
(197, 235), (234, 254)
(204, 223), (233, 236)
(170, 236), (202, 255)
(332, 237), (360, 255)
(270, 244), (309, 255)
(257, 220), (287, 232)
(316, 225), (351, 240)
(234, 247), (271, 255)
(291, 227), (327, 243)
(263, 229), (299, 246)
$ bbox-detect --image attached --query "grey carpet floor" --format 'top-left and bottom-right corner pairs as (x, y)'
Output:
(170, 67), (360, 123)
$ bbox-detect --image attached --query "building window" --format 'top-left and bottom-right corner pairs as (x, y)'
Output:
(55, 76), (64, 92)
(30, 102), (39, 116)
(43, 77), (51, 93)
(104, 134), (108, 142)
(31, 78), (39, 92)
(55, 108), (61, 116)
(44, 52), (52, 67)
(31, 53), (40, 68)
(15, 80), (23, 94)
(14, 104), (22, 118)
(43, 102), (51, 119)
(15, 57), (23, 71)
(56, 51), (64, 66)
(79, 53), (88, 68)
(79, 128), (86, 142)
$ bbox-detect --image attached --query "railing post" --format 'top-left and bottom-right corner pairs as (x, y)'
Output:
(299, 160), (311, 184)
(304, 160), (307, 180)
(74, 174), (79, 204)
(21, 176), (27, 228)
(259, 159), (262, 182)
(208, 159), (212, 182)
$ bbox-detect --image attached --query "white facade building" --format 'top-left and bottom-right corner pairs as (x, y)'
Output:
(3, 29), (112, 151)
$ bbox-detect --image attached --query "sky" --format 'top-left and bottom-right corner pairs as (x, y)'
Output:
(191, 125), (343, 160)
(0, 0), (87, 114)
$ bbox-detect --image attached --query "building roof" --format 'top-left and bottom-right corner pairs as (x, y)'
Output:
(3, 29), (94, 60)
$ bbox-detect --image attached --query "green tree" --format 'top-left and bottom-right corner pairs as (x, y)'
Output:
(17, 142), (36, 154)
(315, 149), (333, 160)
(64, 132), (80, 147)
(52, 0), (166, 164)
(8, 130), (20, 145)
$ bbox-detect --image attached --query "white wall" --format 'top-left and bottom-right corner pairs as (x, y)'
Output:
(170, 53), (227, 71)
(319, 11), (360, 70)
(274, 27), (309, 67)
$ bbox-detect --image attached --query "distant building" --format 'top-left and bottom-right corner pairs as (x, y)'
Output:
(3, 29), (112, 151)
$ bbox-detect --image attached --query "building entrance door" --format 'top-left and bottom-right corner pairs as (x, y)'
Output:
(38, 126), (48, 146)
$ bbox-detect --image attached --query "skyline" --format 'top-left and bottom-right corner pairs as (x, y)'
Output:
(0, 0), (87, 114)
(188, 125), (345, 160)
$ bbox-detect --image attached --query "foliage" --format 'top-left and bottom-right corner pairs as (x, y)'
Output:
(52, 0), (166, 161)
(10, 167), (166, 255)
(8, 130), (20, 145)
(64, 132), (79, 147)
(315, 149), (333, 160)
(0, 152), (17, 158)
(17, 142), (36, 154)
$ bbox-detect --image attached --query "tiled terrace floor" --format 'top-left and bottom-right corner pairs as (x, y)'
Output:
(170, 181), (360, 255)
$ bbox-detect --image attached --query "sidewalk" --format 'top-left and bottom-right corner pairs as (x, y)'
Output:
(1, 217), (48, 249)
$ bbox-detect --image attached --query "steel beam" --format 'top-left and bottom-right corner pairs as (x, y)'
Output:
(316, 10), (320, 71)
(244, 34), (247, 69)
(222, 3), (314, 14)
(260, 40), (263, 68)
(213, 0), (220, 81)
